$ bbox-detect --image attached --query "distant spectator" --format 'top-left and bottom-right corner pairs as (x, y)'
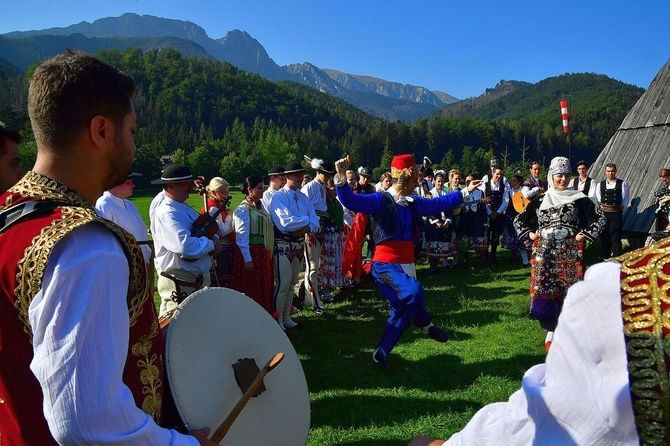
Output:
(0, 121), (23, 192)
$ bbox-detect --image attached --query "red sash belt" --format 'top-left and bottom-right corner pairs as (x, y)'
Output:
(373, 240), (415, 264)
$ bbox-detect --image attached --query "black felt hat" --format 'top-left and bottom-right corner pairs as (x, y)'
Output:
(283, 162), (306, 174)
(268, 166), (285, 176)
(316, 161), (335, 176)
(150, 163), (196, 185)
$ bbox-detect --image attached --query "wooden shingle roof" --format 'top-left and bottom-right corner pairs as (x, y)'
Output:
(589, 59), (670, 235)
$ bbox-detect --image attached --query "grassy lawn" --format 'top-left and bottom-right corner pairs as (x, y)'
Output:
(131, 189), (602, 445)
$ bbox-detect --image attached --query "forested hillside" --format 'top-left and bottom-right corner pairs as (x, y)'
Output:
(0, 48), (645, 185)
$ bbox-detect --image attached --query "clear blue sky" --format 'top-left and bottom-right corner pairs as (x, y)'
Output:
(2, 0), (669, 99)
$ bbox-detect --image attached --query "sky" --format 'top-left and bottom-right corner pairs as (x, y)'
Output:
(1, 0), (669, 99)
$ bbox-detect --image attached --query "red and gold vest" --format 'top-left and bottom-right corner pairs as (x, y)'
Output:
(618, 237), (670, 444)
(0, 172), (165, 445)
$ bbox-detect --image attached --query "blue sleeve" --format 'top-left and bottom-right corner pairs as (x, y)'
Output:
(335, 183), (383, 215)
(416, 192), (463, 216)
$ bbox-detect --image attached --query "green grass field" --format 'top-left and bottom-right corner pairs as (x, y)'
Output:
(131, 190), (600, 445)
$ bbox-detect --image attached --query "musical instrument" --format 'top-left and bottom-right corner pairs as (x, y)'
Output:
(512, 191), (545, 213)
(164, 288), (310, 445)
(191, 182), (228, 238)
(452, 196), (491, 216)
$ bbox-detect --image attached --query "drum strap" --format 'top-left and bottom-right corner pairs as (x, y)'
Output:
(0, 200), (69, 235)
(159, 271), (204, 304)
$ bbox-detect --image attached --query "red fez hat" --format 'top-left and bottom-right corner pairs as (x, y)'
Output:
(391, 154), (416, 178)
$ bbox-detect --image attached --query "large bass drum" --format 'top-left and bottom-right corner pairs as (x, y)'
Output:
(164, 287), (310, 445)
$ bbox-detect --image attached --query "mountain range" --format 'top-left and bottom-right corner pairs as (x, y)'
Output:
(0, 13), (467, 120)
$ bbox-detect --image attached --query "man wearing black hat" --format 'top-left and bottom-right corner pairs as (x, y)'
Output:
(96, 172), (152, 264)
(356, 166), (376, 195)
(301, 158), (335, 311)
(151, 163), (222, 316)
(269, 161), (320, 330)
(262, 166), (285, 212)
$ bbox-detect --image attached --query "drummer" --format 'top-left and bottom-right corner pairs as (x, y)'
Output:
(151, 163), (222, 317)
(0, 50), (215, 445)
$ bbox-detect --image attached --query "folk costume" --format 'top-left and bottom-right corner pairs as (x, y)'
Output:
(423, 184), (456, 271)
(456, 186), (488, 265)
(200, 192), (234, 288)
(317, 191), (346, 299)
(231, 198), (275, 313)
(336, 154), (471, 368)
(269, 162), (320, 330)
(484, 176), (509, 262)
(595, 174), (630, 258)
(150, 164), (215, 317)
(502, 182), (531, 265)
(514, 157), (606, 334)
(96, 188), (152, 264)
(300, 159), (334, 311)
(568, 175), (596, 201)
(646, 168), (670, 245)
(0, 172), (190, 445)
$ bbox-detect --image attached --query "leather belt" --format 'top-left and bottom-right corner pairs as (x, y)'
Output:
(601, 204), (623, 212)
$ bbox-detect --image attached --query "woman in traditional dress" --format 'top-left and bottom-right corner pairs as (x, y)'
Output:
(317, 180), (345, 301)
(456, 173), (489, 267)
(514, 157), (606, 350)
(502, 174), (532, 266)
(202, 177), (234, 287)
(423, 171), (455, 273)
(231, 176), (275, 313)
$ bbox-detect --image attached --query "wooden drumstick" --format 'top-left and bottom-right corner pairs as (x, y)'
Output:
(209, 352), (285, 443)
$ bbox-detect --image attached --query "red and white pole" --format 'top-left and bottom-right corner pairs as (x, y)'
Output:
(560, 100), (569, 133)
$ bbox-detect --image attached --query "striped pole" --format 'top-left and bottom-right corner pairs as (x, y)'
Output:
(560, 100), (569, 133)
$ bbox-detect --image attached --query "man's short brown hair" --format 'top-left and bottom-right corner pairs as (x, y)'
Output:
(28, 50), (135, 155)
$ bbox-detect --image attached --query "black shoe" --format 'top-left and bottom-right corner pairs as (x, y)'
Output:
(372, 349), (389, 370)
(427, 325), (447, 342)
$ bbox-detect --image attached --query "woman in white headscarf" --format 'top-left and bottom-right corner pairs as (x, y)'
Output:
(514, 156), (606, 349)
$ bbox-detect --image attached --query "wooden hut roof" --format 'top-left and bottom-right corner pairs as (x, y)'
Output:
(589, 59), (670, 235)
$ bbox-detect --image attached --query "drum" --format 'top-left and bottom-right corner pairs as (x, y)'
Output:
(164, 287), (310, 445)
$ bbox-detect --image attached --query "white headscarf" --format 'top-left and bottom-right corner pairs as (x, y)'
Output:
(540, 157), (586, 210)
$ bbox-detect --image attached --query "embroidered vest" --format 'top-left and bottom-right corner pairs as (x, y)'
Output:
(617, 238), (670, 444)
(0, 172), (165, 445)
(370, 192), (418, 245)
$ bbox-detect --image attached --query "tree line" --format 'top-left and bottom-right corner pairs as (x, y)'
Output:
(0, 48), (643, 186)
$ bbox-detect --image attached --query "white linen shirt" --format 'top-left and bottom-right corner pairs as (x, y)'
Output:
(595, 178), (631, 208)
(442, 262), (637, 445)
(485, 180), (510, 215)
(95, 191), (152, 263)
(261, 187), (279, 213)
(233, 204), (256, 263)
(301, 178), (328, 213)
(269, 186), (320, 234)
(29, 224), (198, 445)
(150, 195), (213, 274)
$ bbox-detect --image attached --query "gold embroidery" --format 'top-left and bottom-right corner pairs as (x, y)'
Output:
(4, 172), (160, 420)
(133, 317), (163, 421)
(617, 238), (670, 445)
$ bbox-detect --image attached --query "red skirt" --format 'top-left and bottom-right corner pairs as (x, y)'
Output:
(230, 244), (274, 314)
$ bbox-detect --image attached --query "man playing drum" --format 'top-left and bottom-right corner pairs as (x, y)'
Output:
(0, 50), (215, 445)
(151, 163), (222, 317)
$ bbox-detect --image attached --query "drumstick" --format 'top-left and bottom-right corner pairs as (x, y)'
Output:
(209, 352), (285, 443)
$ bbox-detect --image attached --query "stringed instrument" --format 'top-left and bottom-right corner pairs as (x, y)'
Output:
(452, 196), (491, 216)
(512, 191), (545, 213)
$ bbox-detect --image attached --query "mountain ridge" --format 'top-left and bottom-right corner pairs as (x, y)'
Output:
(0, 13), (462, 120)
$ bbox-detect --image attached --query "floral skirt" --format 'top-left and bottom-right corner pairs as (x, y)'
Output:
(502, 216), (531, 250)
(529, 235), (584, 331)
(318, 226), (344, 290)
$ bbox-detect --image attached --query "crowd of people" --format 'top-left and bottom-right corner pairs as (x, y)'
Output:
(1, 50), (669, 444)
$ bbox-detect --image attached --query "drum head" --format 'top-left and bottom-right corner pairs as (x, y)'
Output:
(165, 287), (310, 445)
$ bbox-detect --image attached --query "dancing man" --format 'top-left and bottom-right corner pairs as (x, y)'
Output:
(335, 154), (481, 369)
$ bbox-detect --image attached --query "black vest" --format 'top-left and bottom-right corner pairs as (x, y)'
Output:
(570, 177), (592, 195)
(600, 179), (623, 206)
(485, 180), (505, 209)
